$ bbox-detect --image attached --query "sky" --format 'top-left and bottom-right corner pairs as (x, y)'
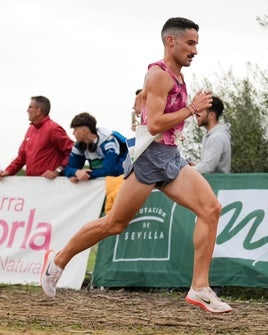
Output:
(0, 0), (267, 168)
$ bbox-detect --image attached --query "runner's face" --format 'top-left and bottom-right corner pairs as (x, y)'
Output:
(173, 28), (198, 67)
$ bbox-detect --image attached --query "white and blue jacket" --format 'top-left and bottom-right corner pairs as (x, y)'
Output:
(64, 127), (126, 179)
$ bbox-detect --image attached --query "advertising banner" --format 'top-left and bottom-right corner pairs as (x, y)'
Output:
(0, 177), (105, 290)
(93, 173), (268, 288)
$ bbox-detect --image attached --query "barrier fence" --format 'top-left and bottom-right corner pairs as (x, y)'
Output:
(93, 173), (268, 288)
(0, 177), (105, 290)
(1, 174), (267, 289)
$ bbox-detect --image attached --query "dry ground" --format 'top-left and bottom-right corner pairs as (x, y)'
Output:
(0, 285), (267, 335)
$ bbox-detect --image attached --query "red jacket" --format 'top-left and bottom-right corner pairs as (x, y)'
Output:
(6, 116), (73, 176)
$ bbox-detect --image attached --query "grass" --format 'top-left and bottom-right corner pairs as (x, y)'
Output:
(87, 244), (98, 272)
(218, 286), (268, 301)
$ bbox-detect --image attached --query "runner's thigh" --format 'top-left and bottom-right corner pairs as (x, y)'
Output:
(161, 165), (218, 216)
(108, 172), (155, 224)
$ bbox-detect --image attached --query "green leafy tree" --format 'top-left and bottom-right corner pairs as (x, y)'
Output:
(257, 14), (268, 28)
(184, 65), (268, 172)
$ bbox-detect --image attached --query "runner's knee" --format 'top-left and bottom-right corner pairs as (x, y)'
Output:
(105, 217), (128, 235)
(203, 199), (222, 224)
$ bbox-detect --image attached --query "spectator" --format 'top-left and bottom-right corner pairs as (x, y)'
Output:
(105, 89), (144, 214)
(0, 96), (73, 179)
(104, 175), (124, 214)
(192, 96), (231, 173)
(131, 89), (143, 131)
(64, 112), (126, 183)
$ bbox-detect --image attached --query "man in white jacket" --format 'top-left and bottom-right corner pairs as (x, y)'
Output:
(192, 96), (231, 174)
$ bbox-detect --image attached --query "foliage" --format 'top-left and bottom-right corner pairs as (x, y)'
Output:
(257, 14), (268, 28)
(185, 64), (268, 173)
(179, 116), (203, 161)
(17, 169), (26, 176)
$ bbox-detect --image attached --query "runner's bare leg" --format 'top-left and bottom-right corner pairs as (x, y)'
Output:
(160, 165), (221, 289)
(55, 172), (155, 269)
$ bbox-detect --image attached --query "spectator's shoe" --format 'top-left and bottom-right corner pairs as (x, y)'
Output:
(185, 287), (232, 313)
(41, 250), (63, 298)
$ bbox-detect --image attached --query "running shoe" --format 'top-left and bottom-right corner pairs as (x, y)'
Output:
(41, 250), (63, 298)
(185, 286), (232, 313)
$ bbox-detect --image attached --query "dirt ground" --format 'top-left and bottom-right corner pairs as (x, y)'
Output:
(0, 284), (267, 335)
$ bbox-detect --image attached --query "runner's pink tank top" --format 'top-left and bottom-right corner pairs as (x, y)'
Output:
(141, 60), (188, 146)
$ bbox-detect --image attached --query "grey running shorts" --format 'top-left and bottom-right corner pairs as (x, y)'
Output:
(124, 141), (187, 187)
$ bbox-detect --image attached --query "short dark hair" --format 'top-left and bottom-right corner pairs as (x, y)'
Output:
(161, 17), (199, 43)
(31, 96), (51, 116)
(209, 96), (224, 120)
(70, 112), (97, 134)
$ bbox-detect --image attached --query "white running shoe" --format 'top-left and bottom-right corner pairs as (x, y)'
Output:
(41, 250), (63, 298)
(185, 287), (233, 313)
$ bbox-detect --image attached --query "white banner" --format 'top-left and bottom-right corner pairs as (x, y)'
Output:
(0, 176), (105, 290)
(214, 189), (268, 264)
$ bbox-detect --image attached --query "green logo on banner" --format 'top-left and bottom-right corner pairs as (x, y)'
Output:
(112, 190), (176, 261)
(215, 189), (268, 268)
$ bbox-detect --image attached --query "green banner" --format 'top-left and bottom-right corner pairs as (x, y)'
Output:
(93, 173), (268, 288)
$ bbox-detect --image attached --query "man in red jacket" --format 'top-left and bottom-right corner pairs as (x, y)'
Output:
(0, 96), (73, 179)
